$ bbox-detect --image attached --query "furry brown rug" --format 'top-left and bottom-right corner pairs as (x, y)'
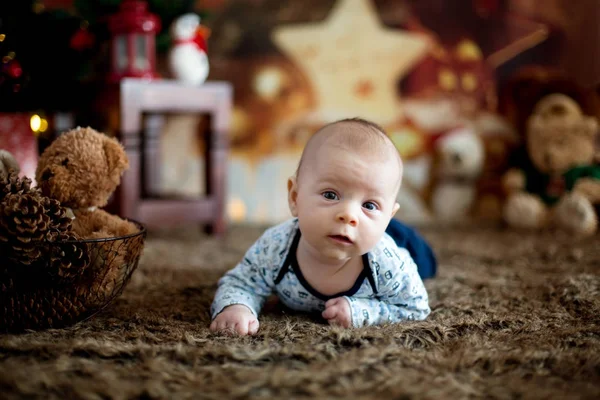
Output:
(0, 224), (599, 399)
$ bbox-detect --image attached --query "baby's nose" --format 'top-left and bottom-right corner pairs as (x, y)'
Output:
(336, 207), (358, 226)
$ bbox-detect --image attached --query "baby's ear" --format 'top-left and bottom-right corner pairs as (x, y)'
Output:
(287, 176), (299, 217)
(391, 202), (400, 217)
(103, 137), (129, 177)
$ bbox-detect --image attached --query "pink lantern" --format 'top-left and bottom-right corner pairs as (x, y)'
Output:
(107, 0), (161, 83)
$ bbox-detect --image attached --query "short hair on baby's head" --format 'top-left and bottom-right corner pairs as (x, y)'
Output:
(335, 117), (386, 137)
(295, 117), (402, 182)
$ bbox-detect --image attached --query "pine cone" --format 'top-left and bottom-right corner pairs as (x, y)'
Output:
(42, 197), (73, 233)
(46, 231), (90, 281)
(0, 268), (14, 293)
(0, 192), (51, 266)
(0, 171), (33, 203)
(1, 286), (89, 332)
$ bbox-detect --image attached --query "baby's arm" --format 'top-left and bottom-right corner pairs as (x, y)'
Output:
(344, 252), (430, 327)
(210, 235), (275, 335)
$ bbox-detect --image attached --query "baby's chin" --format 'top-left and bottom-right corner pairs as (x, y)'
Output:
(317, 246), (362, 262)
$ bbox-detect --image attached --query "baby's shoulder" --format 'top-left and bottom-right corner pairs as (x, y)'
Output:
(260, 218), (298, 243)
(369, 233), (414, 272)
(253, 218), (298, 260)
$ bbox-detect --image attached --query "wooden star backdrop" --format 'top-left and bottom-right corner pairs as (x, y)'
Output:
(272, 0), (430, 124)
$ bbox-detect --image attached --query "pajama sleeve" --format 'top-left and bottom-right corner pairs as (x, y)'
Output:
(210, 233), (276, 319)
(344, 249), (430, 327)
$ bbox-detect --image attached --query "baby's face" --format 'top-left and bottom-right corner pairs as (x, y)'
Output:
(289, 146), (400, 262)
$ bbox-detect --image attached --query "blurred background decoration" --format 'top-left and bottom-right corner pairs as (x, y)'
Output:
(0, 0), (209, 112)
(0, 0), (210, 181)
(197, 0), (554, 224)
(1, 0), (599, 227)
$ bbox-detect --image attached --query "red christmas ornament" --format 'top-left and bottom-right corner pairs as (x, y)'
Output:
(70, 28), (95, 51)
(4, 60), (22, 79)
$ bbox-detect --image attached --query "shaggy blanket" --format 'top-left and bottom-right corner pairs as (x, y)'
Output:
(0, 225), (599, 399)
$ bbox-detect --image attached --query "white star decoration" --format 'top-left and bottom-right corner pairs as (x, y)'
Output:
(272, 0), (431, 124)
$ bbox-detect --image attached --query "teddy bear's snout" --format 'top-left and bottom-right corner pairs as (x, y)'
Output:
(451, 152), (462, 166)
(41, 168), (54, 181)
(543, 152), (553, 168)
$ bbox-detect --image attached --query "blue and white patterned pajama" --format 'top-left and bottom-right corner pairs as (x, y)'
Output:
(210, 218), (431, 327)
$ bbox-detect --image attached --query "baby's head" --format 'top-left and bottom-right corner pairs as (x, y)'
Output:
(288, 118), (403, 261)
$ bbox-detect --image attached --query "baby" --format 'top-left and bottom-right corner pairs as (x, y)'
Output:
(210, 118), (433, 335)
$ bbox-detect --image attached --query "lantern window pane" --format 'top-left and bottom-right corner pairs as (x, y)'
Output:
(115, 35), (128, 72)
(134, 34), (149, 70)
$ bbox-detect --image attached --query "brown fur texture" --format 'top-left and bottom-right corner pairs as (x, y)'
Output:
(35, 127), (138, 239)
(0, 224), (598, 399)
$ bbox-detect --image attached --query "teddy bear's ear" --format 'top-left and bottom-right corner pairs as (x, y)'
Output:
(103, 137), (129, 176)
(0, 149), (20, 178)
(583, 118), (599, 139)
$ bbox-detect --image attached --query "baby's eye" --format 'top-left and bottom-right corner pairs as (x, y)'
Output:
(363, 201), (378, 211)
(322, 191), (338, 200)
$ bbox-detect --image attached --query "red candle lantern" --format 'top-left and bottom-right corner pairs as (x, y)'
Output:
(107, 0), (161, 83)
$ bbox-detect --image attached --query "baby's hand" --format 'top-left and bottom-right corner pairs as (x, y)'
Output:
(322, 297), (352, 328)
(209, 304), (259, 336)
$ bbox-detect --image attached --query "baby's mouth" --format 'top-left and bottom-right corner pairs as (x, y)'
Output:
(328, 234), (353, 245)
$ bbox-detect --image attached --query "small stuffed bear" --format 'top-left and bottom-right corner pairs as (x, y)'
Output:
(36, 126), (139, 239)
(426, 127), (486, 222)
(502, 93), (600, 236)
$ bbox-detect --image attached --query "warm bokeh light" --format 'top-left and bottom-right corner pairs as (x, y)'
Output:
(253, 67), (284, 100)
(30, 114), (48, 133)
(39, 118), (48, 132)
(227, 197), (247, 222)
(30, 114), (41, 132)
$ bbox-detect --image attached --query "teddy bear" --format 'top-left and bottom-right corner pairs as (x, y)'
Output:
(425, 127), (486, 223)
(35, 126), (139, 239)
(502, 93), (600, 236)
(34, 126), (142, 302)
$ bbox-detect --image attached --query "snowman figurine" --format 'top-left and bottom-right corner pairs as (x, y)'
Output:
(168, 13), (210, 85)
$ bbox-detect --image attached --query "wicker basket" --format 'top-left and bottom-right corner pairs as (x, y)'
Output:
(0, 221), (146, 333)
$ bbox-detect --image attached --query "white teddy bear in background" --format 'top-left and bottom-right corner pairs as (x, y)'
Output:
(428, 127), (486, 222)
